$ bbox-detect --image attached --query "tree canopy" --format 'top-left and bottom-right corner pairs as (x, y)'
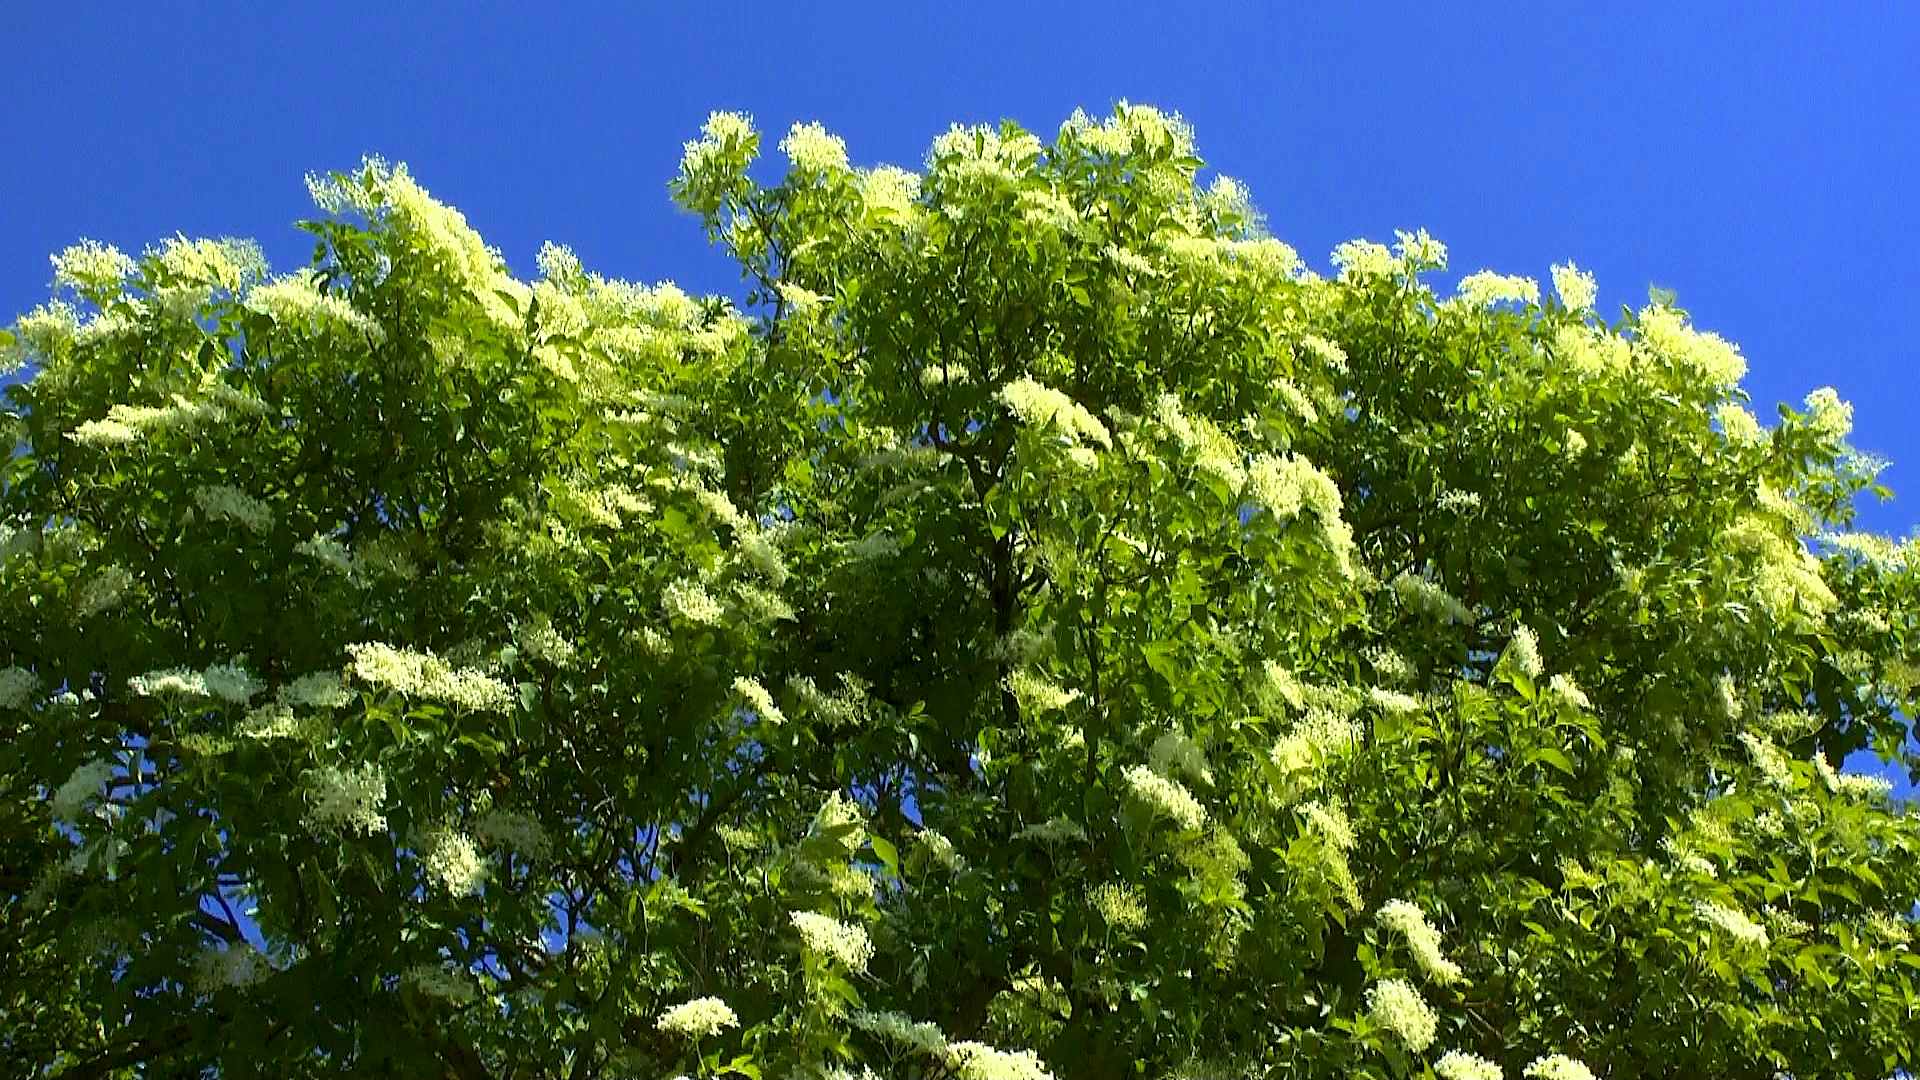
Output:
(3, 104), (1917, 1080)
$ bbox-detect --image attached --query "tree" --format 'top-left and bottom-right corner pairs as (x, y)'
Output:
(2, 104), (1916, 1080)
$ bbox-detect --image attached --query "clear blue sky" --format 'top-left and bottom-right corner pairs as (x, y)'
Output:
(4, 5), (1915, 537)
(4, 4), (1917, 788)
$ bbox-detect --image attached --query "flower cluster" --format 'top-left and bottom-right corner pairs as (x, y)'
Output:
(853, 1010), (948, 1055)
(791, 910), (874, 971)
(657, 995), (739, 1039)
(346, 642), (513, 713)
(1501, 625), (1544, 679)
(1435, 1051), (1504, 1080)
(1694, 900), (1769, 950)
(732, 676), (785, 725)
(1551, 261), (1597, 311)
(193, 485), (273, 534)
(1456, 270), (1540, 307)
(946, 1041), (1056, 1080)
(422, 829), (487, 896)
(1391, 573), (1473, 624)
(304, 763), (388, 835)
(1367, 977), (1438, 1052)
(52, 759), (116, 822)
(1121, 764), (1207, 831)
(997, 377), (1112, 449)
(1524, 1055), (1597, 1080)
(781, 120), (849, 173)
(0, 667), (38, 711)
(1090, 883), (1148, 930)
(1006, 668), (1081, 714)
(1377, 899), (1463, 984)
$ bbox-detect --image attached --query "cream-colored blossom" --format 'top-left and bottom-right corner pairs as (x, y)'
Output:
(1550, 261), (1597, 311)
(52, 759), (115, 822)
(853, 1010), (948, 1055)
(1367, 977), (1437, 1052)
(1392, 573), (1473, 624)
(657, 996), (739, 1039)
(664, 579), (726, 626)
(1377, 899), (1462, 984)
(1694, 900), (1768, 950)
(1006, 668), (1081, 714)
(346, 642), (512, 713)
(1524, 1056), (1596, 1080)
(998, 377), (1111, 449)
(305, 763), (387, 834)
(1121, 764), (1206, 831)
(946, 1040), (1056, 1080)
(1332, 239), (1397, 281)
(791, 910), (873, 970)
(1436, 1051), (1504, 1080)
(1455, 270), (1539, 307)
(52, 239), (135, 295)
(1090, 883), (1148, 930)
(193, 485), (273, 534)
(422, 829), (487, 896)
(1546, 673), (1590, 710)
(0, 667), (39, 710)
(732, 676), (785, 725)
(1636, 304), (1746, 387)
(781, 121), (849, 173)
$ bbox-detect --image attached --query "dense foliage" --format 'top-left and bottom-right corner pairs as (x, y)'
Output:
(3, 105), (1917, 1080)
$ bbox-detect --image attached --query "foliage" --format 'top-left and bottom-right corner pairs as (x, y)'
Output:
(3, 105), (1918, 1080)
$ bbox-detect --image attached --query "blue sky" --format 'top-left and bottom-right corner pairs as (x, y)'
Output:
(4, 5), (1915, 784)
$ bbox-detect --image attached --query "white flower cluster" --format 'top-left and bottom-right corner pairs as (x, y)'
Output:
(997, 378), (1112, 450)
(1802, 386), (1854, 440)
(245, 273), (383, 342)
(1391, 573), (1473, 624)
(346, 642), (513, 713)
(1501, 625), (1544, 679)
(1121, 764), (1207, 831)
(1368, 688), (1423, 715)
(946, 1040), (1056, 1080)
(1006, 668), (1081, 715)
(1694, 900), (1769, 950)
(70, 392), (251, 448)
(853, 1009), (948, 1055)
(1377, 899), (1462, 984)
(515, 615), (575, 668)
(1367, 977), (1438, 1052)
(810, 790), (868, 853)
(52, 759), (116, 822)
(1456, 271), (1540, 308)
(129, 659), (263, 704)
(1636, 304), (1746, 388)
(1090, 883), (1148, 930)
(664, 578), (726, 625)
(52, 239), (136, 295)
(657, 995), (739, 1039)
(193, 485), (273, 534)
(1738, 732), (1793, 789)
(279, 671), (352, 710)
(1546, 674), (1590, 711)
(916, 829), (962, 871)
(732, 676), (785, 725)
(1435, 1051), (1504, 1080)
(791, 910), (873, 971)
(191, 945), (270, 993)
(1247, 453), (1341, 522)
(304, 763), (388, 835)
(0, 666), (38, 710)
(1551, 261), (1598, 311)
(781, 121), (849, 173)
(1016, 816), (1088, 845)
(1523, 1055), (1597, 1080)
(474, 808), (552, 860)
(404, 963), (477, 1004)
(1714, 402), (1765, 444)
(860, 165), (920, 217)
(422, 829), (487, 896)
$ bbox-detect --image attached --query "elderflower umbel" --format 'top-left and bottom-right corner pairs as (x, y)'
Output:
(52, 239), (136, 295)
(781, 121), (849, 173)
(1502, 625), (1544, 679)
(791, 910), (873, 971)
(422, 829), (487, 896)
(1694, 900), (1769, 950)
(1455, 271), (1539, 308)
(1524, 1055), (1597, 1080)
(1006, 669), (1081, 714)
(946, 1041), (1056, 1080)
(1377, 899), (1463, 984)
(1367, 977), (1438, 1052)
(657, 996), (739, 1039)
(1121, 764), (1207, 831)
(1436, 1051), (1504, 1080)
(346, 642), (512, 713)
(1550, 261), (1597, 311)
(732, 676), (785, 725)
(1090, 883), (1148, 930)
(194, 485), (273, 534)
(52, 759), (116, 822)
(0, 667), (38, 710)
(305, 763), (388, 835)
(997, 377), (1112, 449)
(853, 1010), (948, 1055)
